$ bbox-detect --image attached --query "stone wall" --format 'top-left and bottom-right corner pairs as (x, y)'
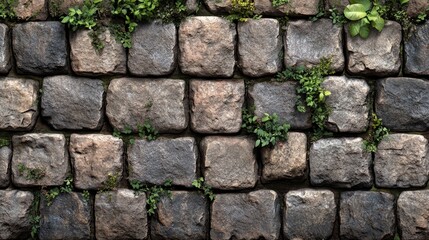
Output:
(1, 0), (429, 239)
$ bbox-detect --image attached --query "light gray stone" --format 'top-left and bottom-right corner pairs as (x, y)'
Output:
(404, 21), (429, 75)
(49, 0), (84, 17)
(398, 190), (429, 240)
(14, 0), (48, 20)
(0, 24), (11, 74)
(0, 190), (34, 239)
(255, 0), (320, 16)
(0, 146), (11, 187)
(204, 0), (231, 14)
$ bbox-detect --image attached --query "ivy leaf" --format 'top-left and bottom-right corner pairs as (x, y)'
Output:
(350, 0), (372, 11)
(344, 4), (368, 20)
(359, 24), (370, 38)
(349, 21), (362, 37)
(371, 16), (385, 32)
(400, 0), (409, 4)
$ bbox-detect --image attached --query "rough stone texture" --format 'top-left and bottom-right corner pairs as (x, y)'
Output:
(186, 0), (199, 13)
(325, 0), (349, 12)
(190, 79), (244, 133)
(0, 146), (11, 187)
(201, 136), (257, 190)
(204, 0), (231, 14)
(248, 82), (312, 129)
(95, 189), (147, 240)
(285, 19), (344, 72)
(70, 28), (126, 75)
(340, 191), (396, 240)
(151, 191), (208, 240)
(398, 190), (429, 240)
(70, 134), (123, 190)
(284, 189), (336, 240)
(261, 132), (307, 182)
(211, 190), (281, 240)
(0, 24), (11, 74)
(322, 76), (370, 132)
(49, 0), (84, 17)
(129, 22), (177, 76)
(310, 138), (372, 188)
(106, 78), (188, 133)
(13, 21), (68, 75)
(375, 77), (429, 131)
(128, 137), (197, 187)
(255, 0), (320, 16)
(404, 21), (429, 75)
(237, 18), (282, 77)
(179, 16), (236, 77)
(14, 0), (48, 20)
(39, 192), (91, 240)
(11, 134), (69, 187)
(346, 21), (402, 76)
(374, 134), (429, 188)
(407, 0), (429, 18)
(41, 75), (104, 130)
(0, 77), (39, 131)
(0, 190), (34, 239)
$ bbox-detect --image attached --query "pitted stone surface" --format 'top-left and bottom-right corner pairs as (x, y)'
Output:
(95, 189), (147, 240)
(284, 189), (336, 240)
(152, 191), (208, 240)
(190, 79), (244, 133)
(0, 146), (11, 187)
(322, 76), (370, 132)
(204, 0), (231, 13)
(14, 0), (48, 20)
(346, 21), (402, 76)
(12, 134), (69, 187)
(405, 21), (429, 75)
(285, 19), (344, 72)
(340, 191), (395, 240)
(407, 0), (429, 17)
(0, 190), (34, 239)
(374, 134), (429, 188)
(211, 190), (281, 240)
(70, 134), (123, 190)
(398, 190), (429, 240)
(255, 0), (320, 16)
(13, 21), (68, 75)
(41, 75), (104, 130)
(237, 18), (282, 77)
(129, 22), (177, 76)
(202, 136), (257, 190)
(70, 28), (126, 75)
(106, 78), (187, 133)
(248, 81), (312, 129)
(309, 138), (372, 188)
(0, 24), (11, 74)
(261, 132), (307, 181)
(49, 0), (84, 17)
(0, 77), (39, 131)
(128, 137), (198, 187)
(179, 16), (236, 77)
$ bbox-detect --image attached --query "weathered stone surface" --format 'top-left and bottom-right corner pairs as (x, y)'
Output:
(152, 191), (208, 240)
(204, 0), (231, 13)
(41, 75), (104, 130)
(106, 78), (187, 133)
(95, 189), (147, 240)
(0, 190), (33, 239)
(39, 192), (91, 240)
(70, 28), (126, 75)
(340, 191), (395, 240)
(325, 0), (349, 12)
(310, 138), (372, 188)
(322, 76), (370, 132)
(186, 0), (199, 13)
(0, 146), (11, 187)
(0, 24), (11, 74)
(128, 137), (197, 187)
(238, 18), (282, 77)
(202, 136), (257, 190)
(285, 19), (344, 72)
(375, 77), (429, 131)
(248, 82), (312, 129)
(255, 0), (320, 16)
(13, 21), (68, 75)
(49, 0), (84, 17)
(179, 16), (236, 77)
(404, 21), (429, 75)
(261, 132), (307, 181)
(12, 134), (69, 187)
(375, 134), (429, 188)
(129, 22), (177, 76)
(0, 77), (39, 131)
(14, 0), (48, 20)
(284, 189), (336, 240)
(398, 190), (429, 240)
(346, 21), (402, 76)
(407, 0), (429, 17)
(70, 134), (123, 190)
(190, 79), (244, 133)
(211, 190), (281, 240)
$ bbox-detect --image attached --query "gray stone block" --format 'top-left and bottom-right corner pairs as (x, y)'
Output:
(255, 0), (320, 16)
(398, 190), (429, 240)
(405, 21), (429, 75)
(14, 0), (48, 20)
(0, 190), (34, 239)
(0, 24), (11, 74)
(407, 0), (429, 18)
(204, 0), (231, 14)
(0, 146), (11, 187)
(49, 0), (84, 17)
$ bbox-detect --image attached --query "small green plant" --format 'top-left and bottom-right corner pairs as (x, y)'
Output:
(100, 172), (121, 192)
(61, 0), (103, 31)
(43, 176), (74, 206)
(113, 120), (159, 144)
(329, 8), (348, 25)
(30, 192), (41, 239)
(0, 0), (16, 20)
(110, 23), (132, 48)
(364, 113), (389, 152)
(131, 179), (173, 216)
(82, 190), (91, 202)
(344, 0), (385, 38)
(111, 0), (159, 33)
(155, 0), (187, 24)
(192, 177), (215, 201)
(0, 138), (9, 147)
(227, 0), (260, 22)
(272, 0), (289, 8)
(17, 163), (46, 181)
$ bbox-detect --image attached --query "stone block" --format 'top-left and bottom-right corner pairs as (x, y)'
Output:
(285, 19), (344, 72)
(70, 134), (123, 190)
(398, 190), (429, 239)
(309, 138), (372, 188)
(12, 134), (69, 187)
(41, 75), (104, 130)
(204, 0), (231, 14)
(404, 21), (429, 75)
(202, 136), (257, 190)
(190, 79), (244, 133)
(0, 24), (11, 74)
(211, 190), (281, 239)
(255, 0), (320, 16)
(106, 78), (188, 133)
(49, 0), (84, 17)
(0, 146), (11, 187)
(407, 0), (429, 18)
(0, 77), (39, 131)
(0, 190), (34, 239)
(14, 0), (48, 20)
(325, 0), (349, 12)
(179, 16), (236, 77)
(128, 137), (198, 187)
(186, 0), (199, 13)
(13, 21), (68, 75)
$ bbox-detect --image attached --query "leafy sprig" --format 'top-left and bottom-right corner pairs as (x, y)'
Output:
(364, 113), (389, 152)
(192, 177), (215, 201)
